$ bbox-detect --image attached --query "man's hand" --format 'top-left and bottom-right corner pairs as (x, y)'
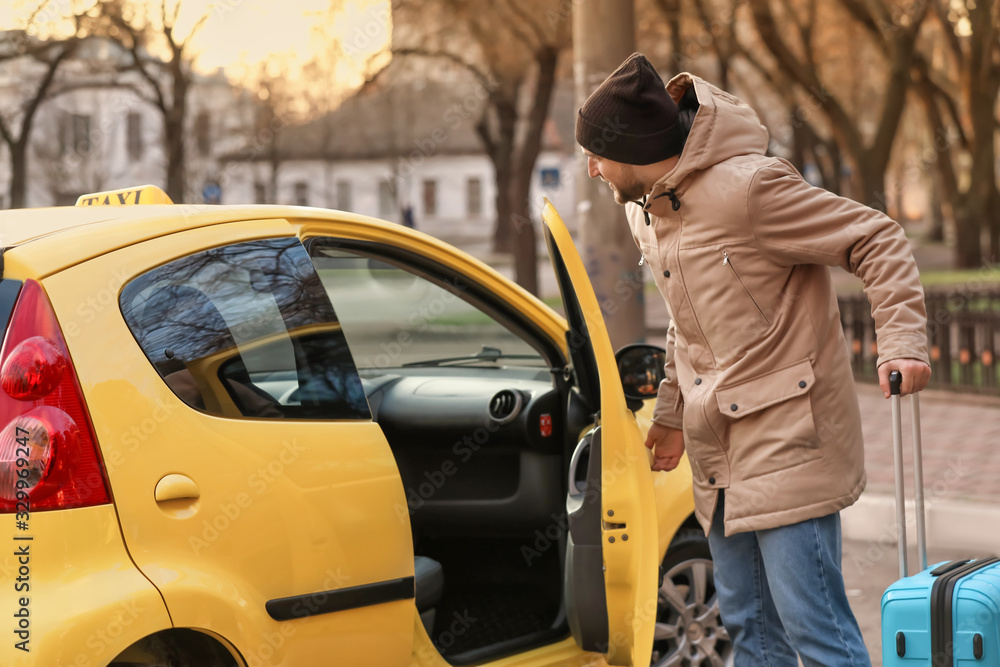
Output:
(878, 358), (931, 398)
(645, 422), (685, 472)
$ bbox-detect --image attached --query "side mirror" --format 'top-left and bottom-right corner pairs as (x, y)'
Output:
(614, 344), (666, 410)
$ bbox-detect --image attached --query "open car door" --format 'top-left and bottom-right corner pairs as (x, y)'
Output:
(542, 201), (657, 666)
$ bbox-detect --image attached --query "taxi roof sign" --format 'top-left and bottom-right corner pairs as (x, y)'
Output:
(76, 185), (174, 207)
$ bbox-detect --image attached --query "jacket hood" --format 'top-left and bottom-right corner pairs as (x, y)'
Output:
(646, 73), (770, 206)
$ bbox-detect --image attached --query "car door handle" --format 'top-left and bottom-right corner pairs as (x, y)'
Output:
(154, 474), (200, 502)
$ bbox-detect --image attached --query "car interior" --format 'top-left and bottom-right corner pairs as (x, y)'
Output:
(307, 238), (599, 664)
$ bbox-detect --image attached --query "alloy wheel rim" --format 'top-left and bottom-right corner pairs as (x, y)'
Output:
(650, 556), (732, 667)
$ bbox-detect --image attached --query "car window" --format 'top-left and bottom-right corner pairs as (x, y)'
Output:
(307, 241), (547, 370)
(120, 237), (370, 420)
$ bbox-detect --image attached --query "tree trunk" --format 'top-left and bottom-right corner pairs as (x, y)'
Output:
(509, 170), (538, 295)
(989, 186), (1000, 262)
(165, 113), (185, 203)
(165, 65), (189, 203)
(9, 141), (27, 209)
(858, 156), (888, 213)
(953, 198), (983, 268)
(489, 103), (519, 253)
(927, 170), (945, 243)
(492, 151), (515, 253)
(967, 60), (999, 263)
(504, 46), (560, 295)
(790, 123), (807, 175)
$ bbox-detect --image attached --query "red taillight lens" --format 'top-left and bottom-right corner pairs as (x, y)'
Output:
(0, 280), (109, 512)
(2, 336), (68, 399)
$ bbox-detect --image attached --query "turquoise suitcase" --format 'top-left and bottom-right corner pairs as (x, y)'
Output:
(880, 372), (1000, 666)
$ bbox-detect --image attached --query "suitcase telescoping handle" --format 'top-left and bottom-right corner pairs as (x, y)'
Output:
(890, 370), (927, 579)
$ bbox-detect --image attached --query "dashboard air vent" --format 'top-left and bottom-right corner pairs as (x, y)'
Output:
(489, 389), (523, 425)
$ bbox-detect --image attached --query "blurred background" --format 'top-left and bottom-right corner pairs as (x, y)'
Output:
(1, 0), (998, 381)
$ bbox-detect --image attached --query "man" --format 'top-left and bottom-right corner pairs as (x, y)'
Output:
(576, 53), (930, 666)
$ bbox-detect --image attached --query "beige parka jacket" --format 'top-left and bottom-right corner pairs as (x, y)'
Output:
(632, 73), (929, 536)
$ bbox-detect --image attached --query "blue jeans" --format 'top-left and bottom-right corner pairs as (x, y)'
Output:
(708, 492), (871, 667)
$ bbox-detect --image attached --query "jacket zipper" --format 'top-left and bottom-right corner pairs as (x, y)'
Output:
(722, 250), (769, 324)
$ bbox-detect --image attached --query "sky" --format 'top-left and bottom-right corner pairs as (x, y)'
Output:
(1, 0), (391, 91)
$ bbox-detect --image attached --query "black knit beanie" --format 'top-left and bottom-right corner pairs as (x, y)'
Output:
(576, 53), (684, 165)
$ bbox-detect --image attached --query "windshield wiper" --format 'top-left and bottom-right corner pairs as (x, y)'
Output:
(401, 345), (538, 368)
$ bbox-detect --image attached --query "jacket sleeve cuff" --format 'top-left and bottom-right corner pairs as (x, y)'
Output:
(875, 331), (930, 367)
(651, 379), (684, 429)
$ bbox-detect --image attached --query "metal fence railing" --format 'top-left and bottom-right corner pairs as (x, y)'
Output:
(839, 288), (1000, 395)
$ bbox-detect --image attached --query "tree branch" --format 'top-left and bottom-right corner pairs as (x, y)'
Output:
(912, 53), (969, 152)
(0, 113), (14, 148)
(837, 0), (882, 43)
(391, 47), (495, 92)
(496, 2), (541, 52)
(20, 39), (78, 141)
(505, 0), (548, 49)
(748, 0), (860, 157)
(475, 114), (496, 161)
(868, 0), (929, 166)
(125, 45), (168, 113)
(515, 45), (558, 177)
(933, 0), (964, 65)
(182, 11), (210, 49)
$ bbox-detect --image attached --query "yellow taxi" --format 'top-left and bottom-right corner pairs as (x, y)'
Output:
(0, 186), (729, 667)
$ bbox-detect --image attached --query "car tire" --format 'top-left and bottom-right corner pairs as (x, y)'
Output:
(651, 529), (733, 667)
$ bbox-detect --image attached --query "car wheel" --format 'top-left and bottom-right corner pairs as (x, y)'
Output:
(651, 529), (733, 667)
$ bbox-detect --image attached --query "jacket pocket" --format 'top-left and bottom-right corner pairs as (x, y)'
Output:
(722, 248), (769, 324)
(714, 359), (819, 480)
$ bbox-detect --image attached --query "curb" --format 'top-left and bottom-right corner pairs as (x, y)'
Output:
(842, 493), (1000, 555)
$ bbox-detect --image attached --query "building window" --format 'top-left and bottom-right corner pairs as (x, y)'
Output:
(195, 111), (211, 156)
(70, 114), (91, 155)
(254, 183), (267, 204)
(466, 177), (482, 216)
(59, 114), (70, 155)
(422, 179), (437, 217)
(127, 112), (143, 160)
(294, 182), (309, 206)
(336, 180), (352, 211)
(378, 180), (396, 218)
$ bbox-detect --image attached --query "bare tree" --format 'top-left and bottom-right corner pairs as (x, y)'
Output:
(0, 29), (80, 208)
(648, 0), (845, 192)
(909, 1), (1000, 266)
(97, 0), (210, 203)
(744, 0), (929, 210)
(389, 0), (571, 295)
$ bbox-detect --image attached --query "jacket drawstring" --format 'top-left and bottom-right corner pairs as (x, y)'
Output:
(636, 189), (681, 225)
(650, 189), (681, 211)
(634, 195), (651, 226)
(665, 189), (681, 211)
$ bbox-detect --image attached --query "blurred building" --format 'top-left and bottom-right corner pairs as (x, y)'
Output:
(220, 61), (579, 241)
(0, 32), (254, 208)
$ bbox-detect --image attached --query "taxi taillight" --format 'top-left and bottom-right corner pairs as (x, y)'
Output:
(0, 280), (110, 512)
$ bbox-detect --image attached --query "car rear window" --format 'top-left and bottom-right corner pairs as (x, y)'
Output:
(120, 237), (370, 420)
